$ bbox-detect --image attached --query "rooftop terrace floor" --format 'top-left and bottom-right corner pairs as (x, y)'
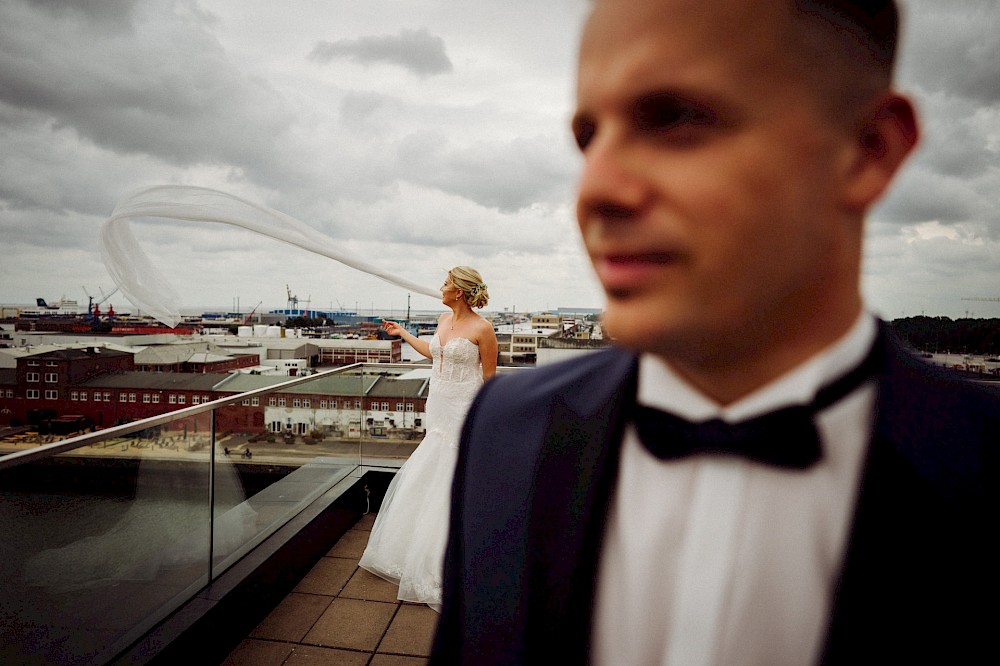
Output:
(221, 512), (436, 666)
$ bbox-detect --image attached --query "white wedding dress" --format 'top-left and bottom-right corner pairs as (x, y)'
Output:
(359, 333), (483, 611)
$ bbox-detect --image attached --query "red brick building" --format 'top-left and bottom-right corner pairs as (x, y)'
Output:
(1, 347), (135, 426)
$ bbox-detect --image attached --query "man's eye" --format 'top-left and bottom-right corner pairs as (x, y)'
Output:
(633, 94), (715, 134)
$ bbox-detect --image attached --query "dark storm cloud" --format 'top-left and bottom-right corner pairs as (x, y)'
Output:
(914, 99), (997, 179)
(308, 28), (453, 77)
(875, 166), (980, 224)
(0, 1), (292, 177)
(395, 132), (576, 213)
(22, 0), (139, 32)
(899, 0), (1000, 104)
(875, 0), (1000, 239)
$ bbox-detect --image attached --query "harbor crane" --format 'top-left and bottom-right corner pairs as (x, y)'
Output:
(82, 285), (119, 318)
(285, 285), (313, 317)
(243, 301), (263, 325)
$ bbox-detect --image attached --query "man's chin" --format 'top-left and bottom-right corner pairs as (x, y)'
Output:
(601, 298), (667, 352)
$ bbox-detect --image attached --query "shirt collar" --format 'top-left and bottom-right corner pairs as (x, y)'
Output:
(637, 313), (877, 423)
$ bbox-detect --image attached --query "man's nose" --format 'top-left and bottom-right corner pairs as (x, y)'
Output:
(576, 131), (649, 221)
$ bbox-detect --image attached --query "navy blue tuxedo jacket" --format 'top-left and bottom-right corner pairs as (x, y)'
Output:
(431, 323), (997, 665)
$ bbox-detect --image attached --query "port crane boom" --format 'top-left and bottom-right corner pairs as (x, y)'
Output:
(243, 301), (263, 325)
(83, 285), (119, 317)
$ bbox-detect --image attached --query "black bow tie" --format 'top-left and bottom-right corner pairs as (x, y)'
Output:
(632, 340), (883, 470)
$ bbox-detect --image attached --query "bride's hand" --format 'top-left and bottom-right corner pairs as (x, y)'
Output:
(383, 320), (402, 336)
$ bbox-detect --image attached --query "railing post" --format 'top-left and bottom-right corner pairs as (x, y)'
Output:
(208, 406), (216, 580)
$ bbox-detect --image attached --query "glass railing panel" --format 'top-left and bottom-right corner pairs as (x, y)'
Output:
(271, 367), (370, 466)
(0, 362), (522, 664)
(357, 363), (426, 469)
(0, 411), (212, 666)
(350, 363), (523, 469)
(208, 400), (356, 575)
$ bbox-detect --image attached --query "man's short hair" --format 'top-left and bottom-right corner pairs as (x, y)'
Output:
(792, 0), (900, 114)
(798, 0), (899, 73)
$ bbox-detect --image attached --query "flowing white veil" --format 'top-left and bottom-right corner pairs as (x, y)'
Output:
(100, 185), (438, 327)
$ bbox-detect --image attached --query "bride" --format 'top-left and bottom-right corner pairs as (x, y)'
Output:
(359, 266), (497, 610)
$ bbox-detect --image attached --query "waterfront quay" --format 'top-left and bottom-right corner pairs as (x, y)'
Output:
(0, 427), (418, 468)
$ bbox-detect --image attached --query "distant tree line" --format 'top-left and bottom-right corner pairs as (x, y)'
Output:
(891, 316), (1000, 356)
(284, 316), (328, 329)
(225, 317), (328, 335)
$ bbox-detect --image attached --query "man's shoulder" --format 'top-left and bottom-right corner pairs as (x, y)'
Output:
(877, 326), (999, 495)
(882, 327), (1000, 416)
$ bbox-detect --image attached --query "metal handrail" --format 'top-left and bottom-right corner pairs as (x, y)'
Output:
(0, 360), (524, 471)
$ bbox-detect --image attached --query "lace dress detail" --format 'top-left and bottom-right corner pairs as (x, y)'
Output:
(358, 334), (483, 610)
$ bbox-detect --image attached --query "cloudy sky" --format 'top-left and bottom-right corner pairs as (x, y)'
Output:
(1, 0), (998, 321)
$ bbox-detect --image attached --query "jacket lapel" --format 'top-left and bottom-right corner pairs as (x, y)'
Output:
(822, 322), (992, 664)
(522, 349), (638, 662)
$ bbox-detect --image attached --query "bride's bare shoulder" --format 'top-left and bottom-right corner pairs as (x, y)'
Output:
(474, 315), (496, 338)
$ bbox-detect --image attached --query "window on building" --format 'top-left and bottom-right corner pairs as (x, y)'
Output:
(320, 400), (328, 409)
(79, 391), (87, 401)
(303, 399), (310, 408)
(395, 402), (405, 412)
(44, 390), (57, 400)
(27, 389), (39, 399)
(46, 361), (57, 366)
(129, 393), (136, 403)
(27, 360), (39, 366)
(203, 395), (210, 403)
(292, 399), (301, 408)
(178, 395), (186, 404)
(152, 394), (160, 403)
(251, 397), (259, 407)
(44, 373), (58, 383)
(405, 403), (414, 412)
(268, 397), (276, 407)
(354, 399), (361, 409)
(5, 389), (13, 398)
(381, 401), (389, 411)
(169, 395), (177, 404)
(143, 394), (151, 403)
(192, 396), (200, 405)
(278, 398), (286, 407)
(71, 391), (78, 401)
(242, 398), (250, 406)
(26, 373), (39, 382)
(269, 421), (282, 433)
(103, 392), (111, 402)
(120, 393), (128, 403)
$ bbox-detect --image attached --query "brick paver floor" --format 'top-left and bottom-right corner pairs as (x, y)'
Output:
(221, 513), (436, 666)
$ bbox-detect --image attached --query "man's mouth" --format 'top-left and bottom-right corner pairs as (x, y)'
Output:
(594, 252), (680, 293)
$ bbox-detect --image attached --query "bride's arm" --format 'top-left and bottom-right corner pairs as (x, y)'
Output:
(383, 319), (432, 359)
(476, 319), (498, 380)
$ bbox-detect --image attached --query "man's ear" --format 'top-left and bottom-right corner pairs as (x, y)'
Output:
(841, 91), (919, 213)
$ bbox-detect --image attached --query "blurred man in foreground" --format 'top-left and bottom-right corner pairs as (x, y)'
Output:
(432, 1), (996, 663)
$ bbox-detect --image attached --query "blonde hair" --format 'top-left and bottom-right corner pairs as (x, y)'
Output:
(449, 266), (489, 309)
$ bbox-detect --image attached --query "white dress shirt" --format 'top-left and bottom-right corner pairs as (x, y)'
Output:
(592, 314), (878, 666)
